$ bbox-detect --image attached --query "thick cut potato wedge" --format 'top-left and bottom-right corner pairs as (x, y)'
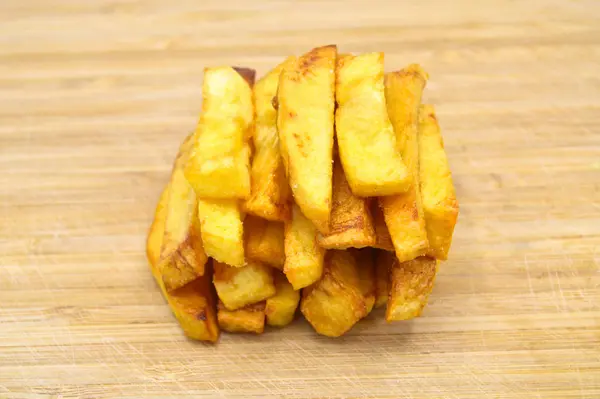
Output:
(277, 45), (336, 234)
(245, 57), (296, 222)
(354, 248), (376, 315)
(146, 185), (219, 342)
(197, 199), (244, 267)
(244, 215), (285, 269)
(419, 104), (459, 260)
(317, 156), (376, 249)
(218, 301), (266, 334)
(301, 250), (367, 337)
(284, 204), (326, 290)
(184, 66), (255, 199)
(380, 65), (429, 263)
(213, 260), (275, 311)
(370, 202), (394, 252)
(265, 271), (300, 327)
(335, 52), (411, 197)
(374, 250), (393, 308)
(386, 256), (438, 322)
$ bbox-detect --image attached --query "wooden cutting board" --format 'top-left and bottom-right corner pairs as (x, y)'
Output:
(1, 1), (599, 398)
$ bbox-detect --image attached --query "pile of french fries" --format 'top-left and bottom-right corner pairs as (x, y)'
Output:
(146, 45), (458, 342)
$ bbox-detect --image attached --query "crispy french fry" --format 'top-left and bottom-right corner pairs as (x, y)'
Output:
(217, 301), (266, 334)
(354, 248), (376, 315)
(284, 204), (326, 290)
(277, 45), (336, 234)
(370, 202), (394, 252)
(419, 104), (459, 260)
(380, 65), (429, 263)
(265, 271), (300, 327)
(146, 185), (219, 342)
(300, 250), (367, 337)
(335, 52), (411, 197)
(197, 198), (244, 267)
(245, 57), (296, 222)
(184, 66), (255, 199)
(317, 156), (376, 249)
(374, 250), (393, 308)
(244, 215), (285, 269)
(386, 256), (438, 322)
(213, 260), (275, 311)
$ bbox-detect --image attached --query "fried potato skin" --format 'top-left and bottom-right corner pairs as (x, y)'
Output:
(380, 65), (429, 263)
(317, 156), (376, 249)
(419, 104), (459, 260)
(244, 215), (285, 269)
(354, 248), (376, 315)
(146, 186), (219, 342)
(277, 45), (336, 234)
(217, 301), (266, 334)
(374, 250), (394, 308)
(197, 198), (244, 267)
(386, 256), (438, 322)
(265, 271), (300, 327)
(284, 204), (326, 290)
(213, 260), (275, 311)
(300, 250), (367, 337)
(244, 57), (296, 222)
(335, 52), (411, 197)
(184, 66), (254, 199)
(370, 202), (394, 252)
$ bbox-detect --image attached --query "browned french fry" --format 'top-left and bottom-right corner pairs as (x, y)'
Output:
(213, 260), (275, 311)
(370, 202), (394, 252)
(217, 301), (266, 334)
(380, 65), (429, 263)
(244, 215), (285, 269)
(374, 250), (394, 308)
(354, 248), (376, 315)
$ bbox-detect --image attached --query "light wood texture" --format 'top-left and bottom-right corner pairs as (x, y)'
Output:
(1, 1), (599, 398)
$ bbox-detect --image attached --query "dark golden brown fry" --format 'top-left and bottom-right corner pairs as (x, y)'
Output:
(244, 215), (285, 269)
(265, 271), (300, 327)
(386, 256), (438, 322)
(380, 64), (429, 263)
(419, 104), (459, 260)
(213, 260), (275, 311)
(354, 248), (376, 315)
(217, 301), (265, 334)
(370, 202), (394, 252)
(374, 250), (393, 308)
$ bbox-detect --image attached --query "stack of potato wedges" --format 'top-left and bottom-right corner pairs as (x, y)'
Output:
(146, 45), (458, 342)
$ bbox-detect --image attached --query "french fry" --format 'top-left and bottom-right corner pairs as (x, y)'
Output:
(379, 65), (429, 263)
(370, 202), (394, 252)
(217, 301), (266, 334)
(284, 204), (326, 290)
(184, 66), (255, 199)
(159, 133), (208, 292)
(277, 45), (336, 234)
(374, 250), (393, 308)
(146, 185), (219, 342)
(419, 104), (459, 260)
(213, 260), (275, 311)
(335, 52), (411, 197)
(244, 57), (296, 222)
(354, 248), (376, 315)
(265, 271), (300, 327)
(197, 198), (244, 267)
(386, 256), (438, 322)
(317, 156), (376, 249)
(244, 215), (285, 269)
(300, 250), (367, 337)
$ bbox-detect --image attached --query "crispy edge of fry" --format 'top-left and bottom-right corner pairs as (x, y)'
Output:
(370, 201), (394, 252)
(335, 52), (411, 197)
(380, 64), (429, 263)
(283, 204), (326, 290)
(386, 256), (438, 322)
(277, 45), (336, 234)
(419, 104), (459, 260)
(244, 215), (285, 269)
(197, 198), (245, 267)
(217, 301), (266, 334)
(146, 185), (219, 342)
(317, 155), (376, 249)
(213, 260), (276, 311)
(244, 57), (296, 222)
(265, 271), (301, 327)
(374, 250), (394, 309)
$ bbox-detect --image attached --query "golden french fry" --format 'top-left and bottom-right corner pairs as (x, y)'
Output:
(374, 250), (393, 308)
(197, 198), (244, 267)
(317, 156), (376, 249)
(217, 301), (266, 334)
(380, 64), (429, 263)
(213, 260), (275, 311)
(265, 271), (300, 327)
(245, 57), (296, 222)
(370, 202), (394, 252)
(284, 204), (326, 290)
(386, 256), (438, 322)
(244, 215), (285, 269)
(335, 52), (411, 197)
(277, 45), (336, 234)
(419, 104), (459, 260)
(184, 67), (255, 199)
(300, 250), (367, 337)
(354, 248), (376, 315)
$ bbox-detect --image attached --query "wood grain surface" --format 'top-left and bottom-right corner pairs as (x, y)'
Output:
(1, 1), (599, 398)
